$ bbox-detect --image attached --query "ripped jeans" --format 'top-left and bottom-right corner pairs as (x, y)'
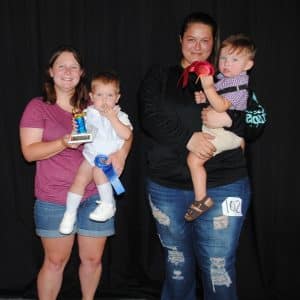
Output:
(147, 177), (250, 300)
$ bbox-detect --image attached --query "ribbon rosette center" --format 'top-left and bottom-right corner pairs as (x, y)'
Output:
(178, 61), (215, 88)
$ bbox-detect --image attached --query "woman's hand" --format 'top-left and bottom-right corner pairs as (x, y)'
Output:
(201, 106), (232, 128)
(106, 132), (132, 176)
(20, 128), (79, 162)
(61, 134), (82, 149)
(186, 131), (215, 159)
(106, 150), (126, 176)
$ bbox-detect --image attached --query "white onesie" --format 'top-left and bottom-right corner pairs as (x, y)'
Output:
(83, 106), (132, 166)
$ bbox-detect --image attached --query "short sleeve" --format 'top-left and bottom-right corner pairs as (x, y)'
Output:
(19, 98), (45, 129)
(118, 111), (133, 130)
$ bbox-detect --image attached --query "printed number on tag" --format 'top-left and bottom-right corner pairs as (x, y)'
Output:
(222, 197), (242, 216)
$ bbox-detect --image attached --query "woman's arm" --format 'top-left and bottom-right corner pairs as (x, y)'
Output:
(202, 105), (265, 142)
(202, 105), (244, 137)
(139, 66), (215, 158)
(107, 134), (133, 176)
(186, 131), (216, 159)
(138, 66), (192, 151)
(201, 106), (233, 128)
(20, 127), (76, 162)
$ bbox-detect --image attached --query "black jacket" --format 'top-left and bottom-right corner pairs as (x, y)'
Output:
(138, 64), (249, 190)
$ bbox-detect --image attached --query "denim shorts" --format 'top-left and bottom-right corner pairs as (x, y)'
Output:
(34, 194), (115, 238)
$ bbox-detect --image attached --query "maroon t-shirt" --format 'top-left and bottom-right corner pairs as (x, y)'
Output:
(20, 97), (97, 204)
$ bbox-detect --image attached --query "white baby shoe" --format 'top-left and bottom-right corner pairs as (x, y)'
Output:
(89, 202), (116, 222)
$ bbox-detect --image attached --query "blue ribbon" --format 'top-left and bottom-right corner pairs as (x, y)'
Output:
(94, 154), (125, 195)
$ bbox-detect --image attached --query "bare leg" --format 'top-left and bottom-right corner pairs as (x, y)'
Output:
(185, 152), (214, 221)
(78, 235), (107, 300)
(37, 235), (74, 300)
(187, 151), (208, 201)
(70, 159), (94, 195)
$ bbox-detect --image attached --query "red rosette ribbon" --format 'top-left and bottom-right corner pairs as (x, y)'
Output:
(178, 61), (215, 88)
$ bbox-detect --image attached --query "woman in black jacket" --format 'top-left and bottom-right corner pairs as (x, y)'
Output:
(139, 11), (258, 300)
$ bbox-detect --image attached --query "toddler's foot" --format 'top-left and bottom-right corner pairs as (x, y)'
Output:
(184, 196), (214, 221)
(59, 212), (76, 234)
(89, 202), (116, 222)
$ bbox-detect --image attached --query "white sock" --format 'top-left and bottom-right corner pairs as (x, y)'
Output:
(97, 182), (115, 207)
(65, 192), (82, 214)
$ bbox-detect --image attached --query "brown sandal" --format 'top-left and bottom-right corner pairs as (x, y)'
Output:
(184, 196), (214, 221)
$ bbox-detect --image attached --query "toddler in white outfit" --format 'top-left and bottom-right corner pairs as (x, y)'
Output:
(59, 71), (133, 234)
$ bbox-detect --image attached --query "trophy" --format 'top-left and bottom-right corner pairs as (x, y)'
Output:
(68, 108), (93, 144)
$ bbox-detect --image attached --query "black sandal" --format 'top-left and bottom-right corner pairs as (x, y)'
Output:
(184, 196), (214, 221)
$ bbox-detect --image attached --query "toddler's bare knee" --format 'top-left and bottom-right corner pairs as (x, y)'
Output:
(187, 152), (205, 168)
(187, 152), (197, 167)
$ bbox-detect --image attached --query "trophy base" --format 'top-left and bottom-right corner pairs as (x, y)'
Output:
(68, 133), (93, 144)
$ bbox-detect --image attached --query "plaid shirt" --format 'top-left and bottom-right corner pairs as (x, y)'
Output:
(215, 72), (249, 111)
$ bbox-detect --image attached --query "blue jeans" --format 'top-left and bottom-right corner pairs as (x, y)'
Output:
(34, 194), (115, 238)
(147, 177), (250, 300)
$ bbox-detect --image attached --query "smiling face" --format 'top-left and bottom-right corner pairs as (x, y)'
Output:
(89, 80), (120, 112)
(49, 51), (83, 93)
(218, 46), (254, 77)
(180, 22), (214, 68)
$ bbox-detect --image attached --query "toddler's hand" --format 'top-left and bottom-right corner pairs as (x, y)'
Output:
(100, 104), (118, 120)
(199, 75), (214, 90)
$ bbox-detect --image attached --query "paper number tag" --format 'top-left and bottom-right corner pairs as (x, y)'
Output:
(222, 197), (242, 216)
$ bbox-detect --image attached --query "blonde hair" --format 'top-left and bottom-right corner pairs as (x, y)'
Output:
(90, 71), (120, 93)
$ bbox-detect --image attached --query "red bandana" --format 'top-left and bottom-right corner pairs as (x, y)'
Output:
(178, 61), (215, 88)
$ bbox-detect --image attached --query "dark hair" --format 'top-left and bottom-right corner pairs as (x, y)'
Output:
(220, 33), (256, 60)
(179, 12), (219, 64)
(90, 71), (120, 93)
(43, 45), (89, 111)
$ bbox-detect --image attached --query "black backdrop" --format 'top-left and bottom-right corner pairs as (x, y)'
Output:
(0, 1), (298, 299)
